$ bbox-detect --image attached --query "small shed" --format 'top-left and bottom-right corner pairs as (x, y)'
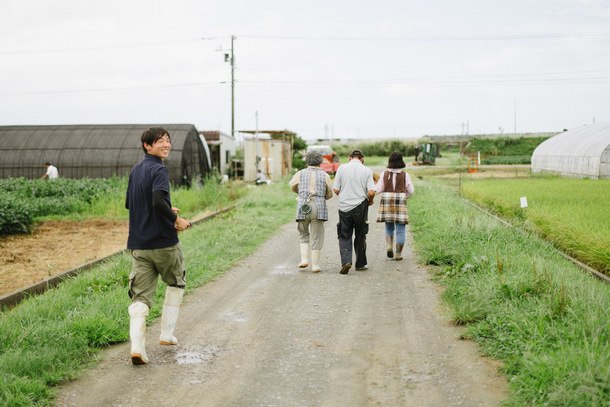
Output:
(200, 130), (236, 177)
(240, 130), (294, 182)
(0, 124), (212, 186)
(531, 123), (610, 179)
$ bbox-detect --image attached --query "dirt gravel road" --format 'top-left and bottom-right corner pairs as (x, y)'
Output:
(55, 194), (507, 407)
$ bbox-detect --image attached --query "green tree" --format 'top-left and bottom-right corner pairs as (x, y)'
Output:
(292, 134), (307, 170)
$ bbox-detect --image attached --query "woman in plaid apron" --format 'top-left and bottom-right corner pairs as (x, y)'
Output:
(375, 152), (414, 260)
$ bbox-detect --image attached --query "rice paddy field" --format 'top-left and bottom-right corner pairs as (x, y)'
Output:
(408, 181), (610, 407)
(459, 176), (610, 275)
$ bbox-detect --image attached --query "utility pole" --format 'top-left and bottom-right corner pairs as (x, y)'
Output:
(460, 122), (464, 156)
(230, 35), (235, 139)
(514, 99), (517, 134)
(255, 111), (259, 173)
(220, 35), (236, 139)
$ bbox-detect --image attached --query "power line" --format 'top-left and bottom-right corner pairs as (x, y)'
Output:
(4, 29), (608, 56)
(238, 31), (610, 41)
(0, 81), (222, 98)
(238, 69), (610, 86)
(0, 38), (203, 55)
(2, 75), (607, 99)
(239, 77), (610, 86)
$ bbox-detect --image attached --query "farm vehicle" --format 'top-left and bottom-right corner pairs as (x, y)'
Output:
(306, 145), (340, 174)
(413, 143), (440, 165)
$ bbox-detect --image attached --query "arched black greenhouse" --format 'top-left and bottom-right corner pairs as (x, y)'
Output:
(0, 124), (212, 186)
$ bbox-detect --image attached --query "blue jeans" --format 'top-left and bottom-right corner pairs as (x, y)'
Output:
(385, 222), (405, 245)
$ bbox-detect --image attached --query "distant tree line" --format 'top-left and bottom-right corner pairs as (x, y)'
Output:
(464, 136), (550, 165)
(331, 140), (418, 159)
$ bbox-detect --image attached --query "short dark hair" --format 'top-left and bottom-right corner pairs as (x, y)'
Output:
(349, 149), (364, 159)
(141, 127), (170, 153)
(45, 162), (51, 166)
(387, 151), (406, 169)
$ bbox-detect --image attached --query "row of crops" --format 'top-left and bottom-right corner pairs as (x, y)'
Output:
(0, 177), (126, 235)
(463, 136), (550, 164)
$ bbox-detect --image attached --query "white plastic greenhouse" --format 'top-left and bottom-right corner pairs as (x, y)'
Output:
(531, 122), (610, 179)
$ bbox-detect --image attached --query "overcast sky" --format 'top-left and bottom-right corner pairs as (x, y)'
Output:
(1, 0), (609, 141)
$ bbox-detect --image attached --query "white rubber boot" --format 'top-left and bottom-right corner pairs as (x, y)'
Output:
(128, 302), (149, 364)
(298, 243), (309, 268)
(159, 286), (184, 346)
(311, 250), (321, 273)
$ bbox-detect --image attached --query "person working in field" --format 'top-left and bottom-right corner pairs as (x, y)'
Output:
(42, 162), (58, 179)
(125, 126), (192, 365)
(256, 169), (270, 185)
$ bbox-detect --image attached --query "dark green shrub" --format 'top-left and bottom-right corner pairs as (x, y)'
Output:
(0, 194), (34, 234)
(482, 155), (532, 165)
(0, 177), (125, 236)
(331, 139), (417, 158)
(465, 136), (549, 159)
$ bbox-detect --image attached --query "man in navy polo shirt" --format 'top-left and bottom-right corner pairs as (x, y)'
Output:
(125, 126), (191, 365)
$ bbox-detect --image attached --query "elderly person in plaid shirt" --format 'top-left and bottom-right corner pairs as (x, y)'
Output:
(289, 150), (333, 273)
(375, 152), (414, 261)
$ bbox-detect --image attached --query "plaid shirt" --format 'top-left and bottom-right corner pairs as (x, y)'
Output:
(290, 167), (332, 221)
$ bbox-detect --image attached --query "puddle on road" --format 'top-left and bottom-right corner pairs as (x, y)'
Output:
(221, 310), (247, 322)
(175, 345), (221, 365)
(270, 263), (294, 275)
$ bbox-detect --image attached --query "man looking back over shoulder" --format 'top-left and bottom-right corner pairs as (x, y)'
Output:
(125, 126), (191, 365)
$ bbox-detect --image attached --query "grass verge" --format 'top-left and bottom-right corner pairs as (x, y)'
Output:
(0, 180), (294, 406)
(408, 181), (610, 406)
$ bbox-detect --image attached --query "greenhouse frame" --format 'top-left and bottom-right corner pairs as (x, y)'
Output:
(0, 124), (212, 185)
(531, 122), (610, 179)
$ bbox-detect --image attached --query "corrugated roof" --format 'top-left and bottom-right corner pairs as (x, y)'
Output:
(199, 130), (233, 141)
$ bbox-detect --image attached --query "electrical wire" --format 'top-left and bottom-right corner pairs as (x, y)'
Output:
(237, 32), (610, 41)
(2, 71), (608, 99)
(0, 38), (203, 55)
(3, 29), (609, 56)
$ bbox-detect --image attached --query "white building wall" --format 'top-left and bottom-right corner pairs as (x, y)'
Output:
(244, 138), (291, 182)
(218, 133), (236, 176)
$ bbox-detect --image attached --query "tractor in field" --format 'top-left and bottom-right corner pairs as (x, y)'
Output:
(413, 143), (440, 165)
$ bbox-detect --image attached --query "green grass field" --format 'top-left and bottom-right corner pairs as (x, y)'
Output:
(460, 176), (610, 275)
(409, 181), (610, 407)
(0, 180), (293, 406)
(2, 167), (608, 406)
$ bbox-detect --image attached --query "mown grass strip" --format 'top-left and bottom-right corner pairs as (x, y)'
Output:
(409, 181), (610, 407)
(0, 181), (294, 407)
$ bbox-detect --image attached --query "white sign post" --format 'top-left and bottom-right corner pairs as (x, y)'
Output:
(520, 197), (528, 208)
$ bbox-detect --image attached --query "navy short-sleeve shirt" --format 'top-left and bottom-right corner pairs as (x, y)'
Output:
(126, 154), (179, 250)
